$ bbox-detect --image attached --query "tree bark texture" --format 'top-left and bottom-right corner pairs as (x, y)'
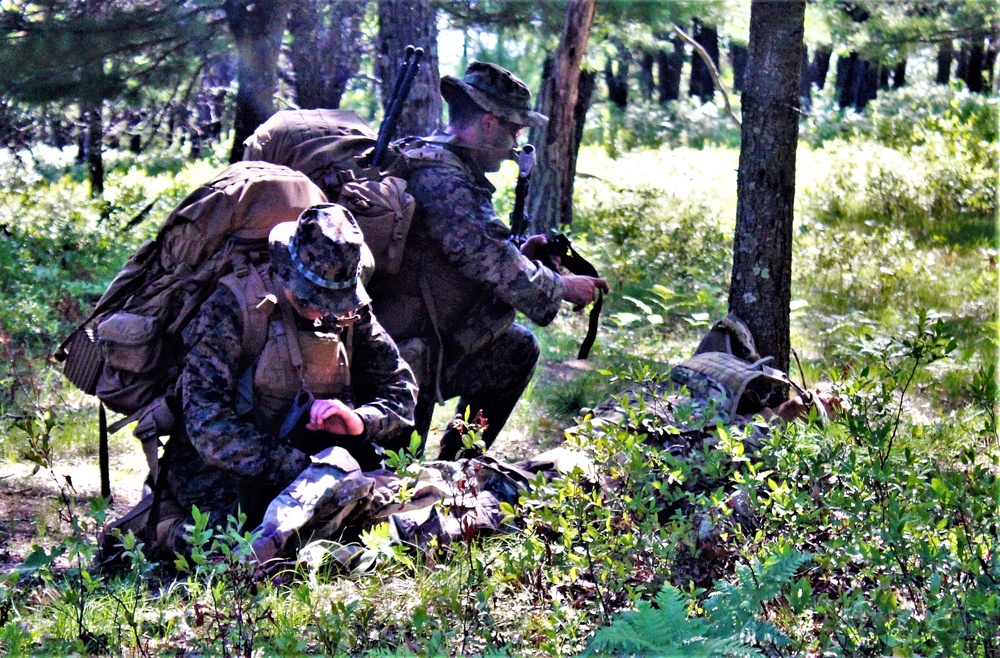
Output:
(225, 0), (287, 162)
(83, 0), (105, 195)
(892, 58), (906, 88)
(288, 0), (369, 109)
(836, 52), (878, 110)
(377, 0), (441, 138)
(604, 43), (630, 109)
(526, 0), (597, 233)
(688, 19), (719, 103)
(570, 68), (597, 196)
(936, 39), (953, 84)
(639, 50), (654, 102)
(657, 35), (684, 103)
(961, 36), (985, 93)
(799, 46), (811, 112)
(728, 0), (805, 379)
(811, 46), (832, 90)
(85, 102), (104, 196)
(729, 43), (748, 92)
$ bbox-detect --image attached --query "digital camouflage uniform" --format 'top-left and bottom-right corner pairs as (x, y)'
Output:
(154, 207), (416, 558)
(369, 140), (564, 460)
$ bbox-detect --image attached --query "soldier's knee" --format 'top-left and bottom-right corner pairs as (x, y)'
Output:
(507, 324), (540, 364)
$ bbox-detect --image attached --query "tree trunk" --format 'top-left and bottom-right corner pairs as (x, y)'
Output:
(638, 50), (654, 102)
(225, 0), (287, 163)
(526, 0), (597, 233)
(799, 46), (811, 112)
(570, 68), (597, 195)
(892, 58), (906, 88)
(688, 19), (719, 103)
(377, 0), (441, 138)
(83, 0), (105, 195)
(85, 102), (104, 197)
(730, 43), (748, 92)
(985, 36), (998, 91)
(604, 45), (630, 109)
(836, 52), (858, 108)
(289, 0), (369, 109)
(728, 0), (805, 382)
(657, 35), (684, 103)
(858, 58), (879, 109)
(964, 36), (985, 93)
(956, 41), (970, 85)
(812, 45), (832, 90)
(936, 39), (953, 84)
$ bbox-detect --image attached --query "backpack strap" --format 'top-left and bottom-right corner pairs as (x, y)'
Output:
(402, 141), (469, 173)
(219, 262), (278, 369)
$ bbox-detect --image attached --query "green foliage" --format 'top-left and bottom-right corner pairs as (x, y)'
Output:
(1, 84), (997, 655)
(586, 545), (813, 657)
(573, 181), (731, 334)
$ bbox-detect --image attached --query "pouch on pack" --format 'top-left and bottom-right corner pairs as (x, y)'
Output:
(242, 108), (416, 275)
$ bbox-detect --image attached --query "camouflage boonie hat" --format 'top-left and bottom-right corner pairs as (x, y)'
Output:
(441, 61), (548, 128)
(269, 204), (371, 316)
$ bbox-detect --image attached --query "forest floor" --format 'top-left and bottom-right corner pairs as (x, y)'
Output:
(0, 445), (146, 573)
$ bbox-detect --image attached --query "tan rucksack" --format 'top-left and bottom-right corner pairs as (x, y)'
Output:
(242, 109), (416, 275)
(56, 161), (328, 494)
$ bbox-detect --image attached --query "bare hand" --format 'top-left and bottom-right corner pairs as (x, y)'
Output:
(307, 398), (364, 435)
(561, 275), (610, 311)
(520, 234), (561, 269)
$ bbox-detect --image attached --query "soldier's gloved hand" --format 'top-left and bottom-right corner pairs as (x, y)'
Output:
(562, 275), (610, 312)
(307, 398), (364, 436)
(520, 234), (561, 270)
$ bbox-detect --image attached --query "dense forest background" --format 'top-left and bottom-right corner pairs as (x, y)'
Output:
(0, 0), (998, 655)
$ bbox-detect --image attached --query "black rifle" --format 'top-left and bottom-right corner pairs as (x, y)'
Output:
(509, 146), (603, 359)
(372, 45), (424, 169)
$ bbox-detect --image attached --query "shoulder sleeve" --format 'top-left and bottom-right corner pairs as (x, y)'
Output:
(349, 306), (418, 444)
(181, 286), (310, 488)
(408, 166), (565, 326)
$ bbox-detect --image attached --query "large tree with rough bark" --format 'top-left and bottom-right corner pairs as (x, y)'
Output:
(225, 0), (287, 162)
(288, 0), (370, 110)
(526, 0), (597, 233)
(376, 0), (441, 138)
(727, 0), (805, 380)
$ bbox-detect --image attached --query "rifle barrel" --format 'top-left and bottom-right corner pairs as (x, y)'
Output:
(372, 46), (424, 168)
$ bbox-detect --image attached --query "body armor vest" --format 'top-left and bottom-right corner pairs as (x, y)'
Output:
(220, 264), (355, 435)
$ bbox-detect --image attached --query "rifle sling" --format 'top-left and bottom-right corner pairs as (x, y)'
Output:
(559, 243), (602, 359)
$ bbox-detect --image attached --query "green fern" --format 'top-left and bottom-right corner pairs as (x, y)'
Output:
(704, 543), (813, 646)
(585, 545), (814, 657)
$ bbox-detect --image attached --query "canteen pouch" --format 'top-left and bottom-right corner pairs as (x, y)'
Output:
(97, 312), (163, 374)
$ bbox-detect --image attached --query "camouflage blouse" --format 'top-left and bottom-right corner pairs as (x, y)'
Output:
(168, 284), (416, 512)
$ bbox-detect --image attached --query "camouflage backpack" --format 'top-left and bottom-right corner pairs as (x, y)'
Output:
(583, 314), (804, 452)
(242, 108), (418, 276)
(56, 161), (328, 495)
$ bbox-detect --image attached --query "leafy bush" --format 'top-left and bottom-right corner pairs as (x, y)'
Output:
(802, 80), (998, 156)
(586, 95), (743, 156)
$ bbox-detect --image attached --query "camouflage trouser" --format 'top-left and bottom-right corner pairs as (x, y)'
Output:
(249, 445), (591, 564)
(427, 322), (540, 460)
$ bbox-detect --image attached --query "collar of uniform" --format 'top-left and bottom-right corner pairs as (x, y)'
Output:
(419, 135), (497, 194)
(441, 143), (496, 193)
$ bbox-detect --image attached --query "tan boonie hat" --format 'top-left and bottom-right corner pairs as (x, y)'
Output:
(269, 204), (371, 316)
(441, 61), (548, 128)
